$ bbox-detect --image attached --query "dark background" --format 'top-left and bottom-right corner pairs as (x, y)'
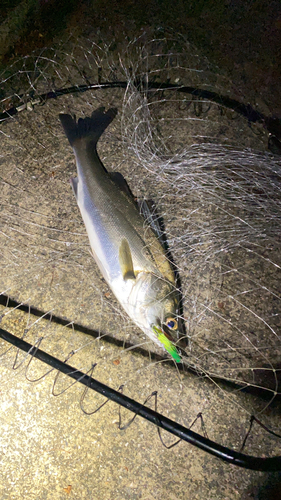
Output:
(0, 0), (280, 114)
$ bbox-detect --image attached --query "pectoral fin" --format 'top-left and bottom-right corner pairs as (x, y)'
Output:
(119, 239), (136, 281)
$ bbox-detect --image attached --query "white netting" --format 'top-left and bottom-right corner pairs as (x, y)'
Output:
(0, 31), (280, 456)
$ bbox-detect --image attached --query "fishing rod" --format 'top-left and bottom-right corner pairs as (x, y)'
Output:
(0, 325), (281, 472)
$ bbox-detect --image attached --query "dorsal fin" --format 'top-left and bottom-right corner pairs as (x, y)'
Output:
(109, 172), (135, 198)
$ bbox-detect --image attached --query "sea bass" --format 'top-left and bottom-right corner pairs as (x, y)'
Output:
(59, 107), (185, 362)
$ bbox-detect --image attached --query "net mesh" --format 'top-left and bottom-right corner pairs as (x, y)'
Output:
(0, 30), (281, 457)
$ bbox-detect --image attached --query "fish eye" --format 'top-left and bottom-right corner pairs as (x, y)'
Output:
(165, 317), (178, 330)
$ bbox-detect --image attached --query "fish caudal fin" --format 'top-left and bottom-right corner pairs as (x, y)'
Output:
(59, 107), (118, 147)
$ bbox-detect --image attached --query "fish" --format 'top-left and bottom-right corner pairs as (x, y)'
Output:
(59, 106), (186, 362)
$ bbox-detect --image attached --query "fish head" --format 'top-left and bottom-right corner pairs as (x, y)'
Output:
(132, 272), (186, 362)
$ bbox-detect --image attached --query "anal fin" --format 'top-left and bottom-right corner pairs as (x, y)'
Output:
(70, 177), (78, 199)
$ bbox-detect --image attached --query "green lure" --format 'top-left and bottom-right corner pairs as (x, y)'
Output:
(152, 326), (182, 363)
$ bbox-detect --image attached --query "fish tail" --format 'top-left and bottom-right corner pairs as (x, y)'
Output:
(59, 106), (118, 147)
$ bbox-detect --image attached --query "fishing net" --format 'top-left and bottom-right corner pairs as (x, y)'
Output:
(0, 29), (281, 474)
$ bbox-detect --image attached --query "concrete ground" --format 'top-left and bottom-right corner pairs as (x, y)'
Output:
(0, 2), (281, 499)
(1, 308), (280, 500)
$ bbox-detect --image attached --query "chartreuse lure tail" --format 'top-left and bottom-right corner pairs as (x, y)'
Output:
(152, 326), (181, 363)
